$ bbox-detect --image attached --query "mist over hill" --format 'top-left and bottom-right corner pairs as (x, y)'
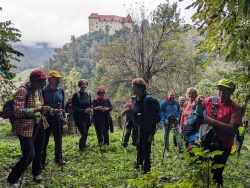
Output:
(11, 42), (55, 73)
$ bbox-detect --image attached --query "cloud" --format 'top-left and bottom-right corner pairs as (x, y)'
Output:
(0, 0), (194, 48)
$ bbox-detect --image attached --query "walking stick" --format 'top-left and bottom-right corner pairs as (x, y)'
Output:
(121, 123), (126, 148)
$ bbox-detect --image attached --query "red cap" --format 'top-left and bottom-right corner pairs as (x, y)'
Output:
(30, 70), (51, 81)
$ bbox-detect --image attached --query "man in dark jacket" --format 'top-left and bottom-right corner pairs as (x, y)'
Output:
(130, 78), (157, 174)
(42, 70), (66, 168)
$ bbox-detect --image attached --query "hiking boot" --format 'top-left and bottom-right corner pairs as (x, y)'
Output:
(55, 159), (66, 165)
(122, 143), (128, 148)
(5, 182), (20, 187)
(33, 175), (43, 182)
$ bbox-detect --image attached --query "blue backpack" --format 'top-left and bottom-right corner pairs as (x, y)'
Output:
(143, 94), (161, 124)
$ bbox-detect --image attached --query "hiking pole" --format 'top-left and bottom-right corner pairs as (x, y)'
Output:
(121, 123), (126, 148)
(57, 102), (64, 172)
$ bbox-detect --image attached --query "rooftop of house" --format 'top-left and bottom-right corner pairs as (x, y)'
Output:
(88, 13), (132, 23)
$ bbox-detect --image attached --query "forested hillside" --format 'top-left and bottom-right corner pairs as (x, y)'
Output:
(10, 42), (54, 73)
(40, 1), (249, 119)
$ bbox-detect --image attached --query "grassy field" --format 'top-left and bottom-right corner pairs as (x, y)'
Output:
(12, 69), (36, 82)
(0, 121), (250, 187)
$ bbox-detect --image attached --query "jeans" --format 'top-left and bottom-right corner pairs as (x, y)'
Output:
(163, 122), (182, 152)
(42, 120), (63, 167)
(7, 123), (44, 184)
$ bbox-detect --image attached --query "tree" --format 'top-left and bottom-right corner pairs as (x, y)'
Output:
(100, 1), (182, 85)
(64, 67), (82, 98)
(0, 7), (24, 100)
(186, 0), (250, 117)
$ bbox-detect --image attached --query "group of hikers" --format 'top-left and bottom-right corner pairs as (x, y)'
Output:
(3, 69), (248, 187)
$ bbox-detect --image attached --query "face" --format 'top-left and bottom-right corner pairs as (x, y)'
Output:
(132, 84), (141, 96)
(97, 92), (105, 98)
(36, 79), (47, 89)
(187, 90), (196, 101)
(217, 86), (232, 103)
(49, 77), (60, 86)
(168, 92), (175, 101)
(179, 98), (185, 106)
(79, 81), (88, 91)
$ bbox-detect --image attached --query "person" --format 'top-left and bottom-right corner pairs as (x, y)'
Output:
(183, 95), (205, 149)
(42, 70), (67, 168)
(231, 120), (246, 155)
(6, 70), (63, 186)
(171, 96), (186, 147)
(72, 79), (92, 151)
(235, 120), (247, 155)
(92, 86), (113, 145)
(199, 79), (242, 186)
(130, 78), (157, 174)
(121, 96), (136, 148)
(178, 96), (186, 118)
(160, 90), (181, 153)
(180, 87), (198, 148)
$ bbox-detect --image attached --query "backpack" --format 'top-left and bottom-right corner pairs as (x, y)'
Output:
(199, 96), (220, 150)
(143, 94), (161, 124)
(65, 99), (73, 114)
(0, 85), (30, 124)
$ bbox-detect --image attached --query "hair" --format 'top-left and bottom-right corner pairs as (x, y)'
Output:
(132, 78), (146, 92)
(96, 86), (105, 94)
(168, 90), (175, 95)
(78, 79), (88, 87)
(178, 96), (185, 101)
(185, 87), (198, 98)
(197, 95), (205, 99)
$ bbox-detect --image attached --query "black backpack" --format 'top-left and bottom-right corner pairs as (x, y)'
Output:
(143, 94), (161, 124)
(199, 96), (220, 150)
(0, 85), (30, 124)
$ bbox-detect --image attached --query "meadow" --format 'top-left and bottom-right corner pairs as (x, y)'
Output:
(0, 121), (249, 187)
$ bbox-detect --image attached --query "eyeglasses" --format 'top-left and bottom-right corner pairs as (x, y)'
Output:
(97, 92), (104, 95)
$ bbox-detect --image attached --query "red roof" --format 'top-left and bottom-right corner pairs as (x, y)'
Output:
(88, 13), (132, 23)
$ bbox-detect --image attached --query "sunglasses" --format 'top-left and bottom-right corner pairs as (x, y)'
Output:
(97, 92), (105, 95)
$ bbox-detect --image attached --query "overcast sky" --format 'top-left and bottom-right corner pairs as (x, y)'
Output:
(0, 0), (195, 48)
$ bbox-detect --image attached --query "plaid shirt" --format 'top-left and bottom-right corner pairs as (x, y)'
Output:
(12, 83), (49, 137)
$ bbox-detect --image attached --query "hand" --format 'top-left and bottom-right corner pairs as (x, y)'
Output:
(102, 107), (109, 112)
(148, 134), (154, 142)
(54, 109), (64, 115)
(196, 97), (203, 105)
(39, 106), (51, 114)
(204, 116), (214, 125)
(125, 107), (130, 112)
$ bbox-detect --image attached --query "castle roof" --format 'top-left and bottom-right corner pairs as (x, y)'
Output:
(88, 13), (132, 23)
